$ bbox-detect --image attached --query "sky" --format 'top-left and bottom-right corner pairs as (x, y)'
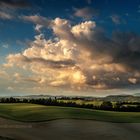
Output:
(1, 0), (140, 96)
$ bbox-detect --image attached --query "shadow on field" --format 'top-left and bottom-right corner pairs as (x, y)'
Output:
(0, 117), (140, 140)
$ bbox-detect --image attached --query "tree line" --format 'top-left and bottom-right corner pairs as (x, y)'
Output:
(0, 97), (140, 112)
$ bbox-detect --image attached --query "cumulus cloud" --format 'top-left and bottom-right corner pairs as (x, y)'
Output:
(74, 7), (98, 19)
(5, 17), (140, 91)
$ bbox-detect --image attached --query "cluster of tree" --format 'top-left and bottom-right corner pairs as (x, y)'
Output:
(99, 101), (140, 112)
(0, 97), (140, 112)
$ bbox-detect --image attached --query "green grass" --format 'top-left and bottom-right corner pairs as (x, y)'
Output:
(0, 103), (140, 123)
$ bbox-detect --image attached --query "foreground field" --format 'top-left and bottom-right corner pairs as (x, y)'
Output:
(0, 103), (140, 123)
(0, 118), (140, 140)
(0, 104), (140, 140)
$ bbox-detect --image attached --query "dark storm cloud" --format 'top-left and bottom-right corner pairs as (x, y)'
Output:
(70, 26), (140, 88)
(77, 29), (140, 71)
(85, 71), (139, 89)
(81, 31), (140, 89)
(0, 0), (31, 9)
(111, 32), (140, 71)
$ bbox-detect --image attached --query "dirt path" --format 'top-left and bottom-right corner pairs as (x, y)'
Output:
(0, 117), (139, 140)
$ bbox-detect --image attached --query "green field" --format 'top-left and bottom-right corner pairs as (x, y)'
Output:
(0, 103), (140, 123)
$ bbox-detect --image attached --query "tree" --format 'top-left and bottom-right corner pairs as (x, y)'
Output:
(100, 101), (113, 110)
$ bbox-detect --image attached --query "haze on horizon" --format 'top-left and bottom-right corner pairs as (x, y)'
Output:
(0, 0), (140, 96)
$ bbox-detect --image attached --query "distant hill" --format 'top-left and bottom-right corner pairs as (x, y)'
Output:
(104, 95), (140, 102)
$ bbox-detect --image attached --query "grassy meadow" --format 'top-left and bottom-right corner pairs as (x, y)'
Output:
(0, 103), (139, 123)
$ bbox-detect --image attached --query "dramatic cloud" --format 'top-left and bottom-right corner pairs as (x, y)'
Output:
(74, 7), (98, 19)
(4, 17), (140, 92)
